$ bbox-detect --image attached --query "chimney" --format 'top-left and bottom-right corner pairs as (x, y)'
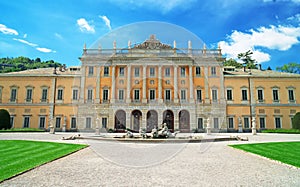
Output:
(53, 64), (57, 74)
(259, 64), (262, 70)
(243, 66), (246, 72)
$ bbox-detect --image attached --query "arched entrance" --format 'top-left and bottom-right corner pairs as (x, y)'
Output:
(147, 110), (158, 132)
(131, 110), (142, 131)
(179, 110), (190, 132)
(163, 110), (174, 132)
(115, 110), (126, 130)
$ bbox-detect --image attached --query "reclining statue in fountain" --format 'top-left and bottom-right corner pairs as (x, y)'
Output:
(151, 123), (179, 139)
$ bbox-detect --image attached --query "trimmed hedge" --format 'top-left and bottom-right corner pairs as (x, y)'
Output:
(0, 109), (11, 130)
(261, 129), (300, 134)
(292, 112), (300, 130)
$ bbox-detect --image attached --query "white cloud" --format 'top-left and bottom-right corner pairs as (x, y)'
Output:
(36, 47), (56, 53)
(23, 34), (27, 38)
(76, 18), (95, 33)
(0, 24), (18, 35)
(13, 38), (38, 47)
(99, 15), (112, 30)
(287, 14), (300, 22)
(219, 25), (300, 63)
(54, 33), (63, 39)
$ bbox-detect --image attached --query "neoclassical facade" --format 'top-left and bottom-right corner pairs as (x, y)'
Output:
(0, 35), (299, 132)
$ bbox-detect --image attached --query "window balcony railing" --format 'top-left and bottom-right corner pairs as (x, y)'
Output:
(100, 99), (110, 104)
(9, 99), (17, 103)
(25, 99), (33, 103)
(289, 100), (296, 104)
(132, 99), (141, 103)
(41, 99), (48, 103)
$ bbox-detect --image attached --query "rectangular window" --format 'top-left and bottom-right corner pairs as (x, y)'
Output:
(213, 118), (219, 129)
(55, 117), (61, 128)
(242, 90), (248, 101)
(150, 67), (155, 77)
(87, 89), (93, 101)
(119, 67), (124, 76)
(198, 118), (203, 129)
(228, 117), (234, 128)
(273, 90), (279, 101)
(42, 89), (48, 101)
(26, 89), (32, 102)
(244, 117), (249, 128)
(257, 90), (264, 101)
(211, 67), (216, 76)
(259, 117), (265, 129)
(10, 89), (17, 102)
(275, 117), (281, 128)
(88, 66), (94, 75)
(39, 116), (46, 128)
(86, 117), (92, 128)
(102, 117), (107, 128)
(196, 90), (202, 102)
(150, 89), (155, 100)
(165, 90), (171, 101)
(181, 90), (186, 101)
(165, 68), (170, 77)
(104, 67), (109, 76)
(103, 89), (108, 101)
(10, 116), (14, 127)
(23, 116), (30, 128)
(134, 90), (140, 100)
(180, 67), (186, 77)
(72, 89), (78, 100)
(288, 90), (295, 101)
(119, 90), (124, 101)
(134, 67), (140, 77)
(57, 89), (63, 100)
(196, 66), (201, 76)
(226, 89), (232, 100)
(71, 117), (77, 128)
(212, 89), (218, 102)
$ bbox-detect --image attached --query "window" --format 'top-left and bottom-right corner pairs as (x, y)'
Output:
(23, 116), (30, 128)
(103, 89), (108, 101)
(197, 118), (203, 129)
(181, 80), (185, 85)
(26, 89), (33, 102)
(196, 90), (202, 102)
(39, 116), (46, 128)
(150, 67), (155, 77)
(87, 89), (93, 101)
(86, 117), (92, 128)
(226, 89), (232, 100)
(196, 66), (201, 76)
(10, 88), (17, 102)
(228, 117), (234, 128)
(211, 67), (216, 76)
(165, 80), (170, 85)
(72, 89), (78, 100)
(119, 80), (124, 85)
(165, 68), (170, 77)
(119, 67), (124, 76)
(57, 89), (63, 100)
(55, 117), (61, 128)
(180, 67), (186, 77)
(181, 90), (186, 101)
(41, 88), (48, 102)
(212, 89), (218, 102)
(244, 117), (250, 128)
(134, 67), (140, 77)
(149, 89), (155, 100)
(104, 67), (109, 76)
(10, 116), (14, 128)
(213, 118), (219, 129)
(88, 66), (94, 75)
(134, 90), (140, 101)
(259, 117), (265, 129)
(275, 117), (281, 128)
(119, 90), (124, 101)
(102, 117), (107, 128)
(150, 80), (155, 85)
(288, 90), (295, 101)
(71, 117), (77, 128)
(273, 89), (279, 101)
(257, 89), (264, 101)
(242, 90), (248, 101)
(165, 90), (171, 101)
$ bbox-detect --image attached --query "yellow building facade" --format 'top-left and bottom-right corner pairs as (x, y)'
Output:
(0, 35), (299, 132)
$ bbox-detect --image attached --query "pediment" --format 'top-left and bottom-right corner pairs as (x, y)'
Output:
(133, 35), (172, 50)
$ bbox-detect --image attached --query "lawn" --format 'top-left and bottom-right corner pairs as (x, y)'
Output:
(0, 128), (46, 133)
(0, 140), (87, 182)
(230, 142), (300, 168)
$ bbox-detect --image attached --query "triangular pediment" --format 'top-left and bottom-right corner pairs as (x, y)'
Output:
(133, 35), (172, 49)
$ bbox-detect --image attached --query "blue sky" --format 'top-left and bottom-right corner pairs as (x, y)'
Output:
(0, 0), (299, 69)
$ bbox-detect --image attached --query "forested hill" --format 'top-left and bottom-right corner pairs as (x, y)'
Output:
(0, 56), (62, 73)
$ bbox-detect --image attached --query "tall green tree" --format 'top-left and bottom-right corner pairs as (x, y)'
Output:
(237, 50), (257, 69)
(223, 58), (243, 68)
(276, 62), (300, 74)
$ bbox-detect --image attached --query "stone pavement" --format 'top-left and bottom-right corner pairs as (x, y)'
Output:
(0, 132), (299, 186)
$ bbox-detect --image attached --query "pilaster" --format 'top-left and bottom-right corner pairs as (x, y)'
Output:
(95, 66), (100, 103)
(126, 65), (131, 103)
(111, 66), (115, 103)
(174, 66), (178, 103)
(189, 65), (194, 103)
(158, 66), (163, 103)
(142, 65), (147, 103)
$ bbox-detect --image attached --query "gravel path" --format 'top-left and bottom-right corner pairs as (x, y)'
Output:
(0, 133), (299, 186)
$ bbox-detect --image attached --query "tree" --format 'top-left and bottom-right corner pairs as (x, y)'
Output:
(0, 109), (11, 130)
(223, 58), (243, 68)
(276, 62), (300, 74)
(292, 112), (300, 130)
(237, 50), (257, 69)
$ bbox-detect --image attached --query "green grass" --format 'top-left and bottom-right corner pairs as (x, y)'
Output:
(261, 129), (300, 134)
(230, 142), (300, 168)
(0, 140), (87, 182)
(0, 128), (46, 133)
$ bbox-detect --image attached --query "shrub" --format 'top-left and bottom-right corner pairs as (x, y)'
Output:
(292, 112), (300, 130)
(0, 109), (11, 130)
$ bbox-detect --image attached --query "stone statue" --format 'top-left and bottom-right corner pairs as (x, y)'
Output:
(206, 118), (211, 135)
(125, 130), (134, 138)
(252, 117), (257, 135)
(238, 116), (243, 133)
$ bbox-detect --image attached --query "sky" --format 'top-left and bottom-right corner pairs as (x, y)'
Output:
(0, 0), (300, 69)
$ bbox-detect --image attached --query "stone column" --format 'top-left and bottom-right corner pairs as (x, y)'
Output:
(174, 110), (179, 131)
(80, 66), (86, 103)
(95, 66), (101, 103)
(142, 110), (147, 129)
(219, 67), (225, 104)
(126, 65), (131, 103)
(158, 66), (163, 103)
(126, 110), (131, 129)
(174, 66), (178, 103)
(142, 65), (147, 103)
(111, 66), (115, 103)
(204, 66), (210, 104)
(189, 65), (194, 103)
